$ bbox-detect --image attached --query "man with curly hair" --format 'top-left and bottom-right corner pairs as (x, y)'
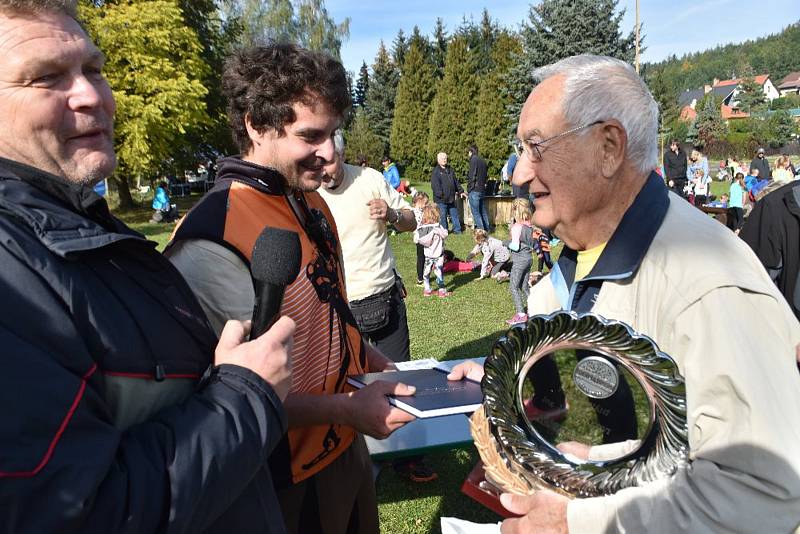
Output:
(167, 43), (414, 533)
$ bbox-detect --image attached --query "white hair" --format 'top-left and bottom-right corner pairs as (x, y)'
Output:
(532, 55), (659, 175)
(333, 129), (345, 156)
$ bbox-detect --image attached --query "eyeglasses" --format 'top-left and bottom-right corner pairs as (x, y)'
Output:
(514, 120), (604, 163)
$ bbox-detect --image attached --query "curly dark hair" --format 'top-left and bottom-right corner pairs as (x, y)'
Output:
(0, 0), (77, 17)
(222, 43), (351, 154)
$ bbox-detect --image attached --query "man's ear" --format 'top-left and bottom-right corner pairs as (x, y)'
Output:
(599, 120), (627, 178)
(244, 113), (264, 147)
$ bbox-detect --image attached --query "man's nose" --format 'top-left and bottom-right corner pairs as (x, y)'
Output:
(68, 74), (106, 111)
(511, 155), (535, 186)
(316, 136), (335, 163)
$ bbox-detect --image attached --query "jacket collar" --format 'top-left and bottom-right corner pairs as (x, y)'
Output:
(0, 157), (149, 257)
(552, 171), (669, 305)
(216, 156), (287, 196)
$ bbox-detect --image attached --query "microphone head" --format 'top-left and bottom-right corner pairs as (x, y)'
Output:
(251, 227), (302, 286)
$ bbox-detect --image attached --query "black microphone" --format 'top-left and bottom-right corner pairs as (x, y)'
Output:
(249, 226), (302, 341)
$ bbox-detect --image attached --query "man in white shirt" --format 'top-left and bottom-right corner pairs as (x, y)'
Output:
(318, 133), (439, 482)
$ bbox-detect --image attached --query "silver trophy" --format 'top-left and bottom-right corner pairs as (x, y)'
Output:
(470, 311), (689, 498)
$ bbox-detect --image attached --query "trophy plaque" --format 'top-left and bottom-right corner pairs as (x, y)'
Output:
(470, 311), (689, 499)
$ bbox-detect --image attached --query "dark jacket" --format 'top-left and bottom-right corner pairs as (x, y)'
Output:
(664, 148), (687, 181)
(0, 158), (287, 533)
(431, 164), (463, 204)
(467, 153), (488, 193)
(741, 180), (800, 320)
(750, 155), (772, 180)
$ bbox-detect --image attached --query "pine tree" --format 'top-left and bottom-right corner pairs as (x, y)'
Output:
(408, 25), (432, 59)
(390, 41), (437, 182)
(364, 42), (399, 154)
(505, 0), (637, 132)
(344, 109), (384, 170)
(737, 76), (767, 115)
(431, 18), (448, 79)
(457, 9), (498, 76)
(765, 110), (797, 148)
(696, 96), (728, 148)
(392, 29), (408, 68)
(475, 32), (523, 176)
(354, 61), (369, 109)
(427, 36), (481, 179)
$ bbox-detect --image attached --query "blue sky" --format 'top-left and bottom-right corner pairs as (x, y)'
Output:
(327, 0), (800, 76)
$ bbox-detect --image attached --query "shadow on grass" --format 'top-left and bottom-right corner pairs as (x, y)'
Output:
(446, 270), (480, 292)
(376, 448), (501, 532)
(443, 329), (506, 362)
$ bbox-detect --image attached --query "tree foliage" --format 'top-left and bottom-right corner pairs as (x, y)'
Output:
(427, 36), (481, 179)
(364, 42), (399, 154)
(476, 32), (522, 176)
(392, 29), (408, 67)
(736, 76), (767, 114)
(390, 41), (437, 182)
(765, 110), (798, 148)
(644, 23), (800, 98)
(506, 0), (637, 132)
(80, 0), (210, 208)
(354, 61), (369, 109)
(344, 109), (384, 170)
(431, 17), (448, 79)
(456, 9), (500, 76)
(220, 0), (349, 59)
(175, 0), (238, 167)
(695, 95), (728, 148)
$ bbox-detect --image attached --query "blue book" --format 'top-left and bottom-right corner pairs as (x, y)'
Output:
(346, 368), (483, 418)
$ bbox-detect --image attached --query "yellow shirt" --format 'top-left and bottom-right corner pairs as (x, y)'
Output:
(575, 242), (607, 281)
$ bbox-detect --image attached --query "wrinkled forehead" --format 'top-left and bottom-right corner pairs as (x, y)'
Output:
(0, 10), (98, 67)
(517, 75), (566, 140)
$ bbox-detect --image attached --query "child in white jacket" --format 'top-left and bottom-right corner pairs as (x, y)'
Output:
(414, 204), (450, 297)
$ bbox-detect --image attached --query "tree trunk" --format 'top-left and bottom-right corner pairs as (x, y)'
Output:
(113, 175), (135, 210)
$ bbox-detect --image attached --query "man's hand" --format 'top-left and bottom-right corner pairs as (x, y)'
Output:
(500, 491), (569, 534)
(460, 192), (467, 199)
(668, 179), (674, 187)
(447, 360), (485, 382)
(215, 317), (294, 401)
(345, 380), (416, 439)
(367, 198), (391, 222)
(556, 441), (591, 460)
(365, 343), (397, 371)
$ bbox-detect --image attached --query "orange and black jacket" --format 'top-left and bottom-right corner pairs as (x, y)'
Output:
(171, 156), (368, 488)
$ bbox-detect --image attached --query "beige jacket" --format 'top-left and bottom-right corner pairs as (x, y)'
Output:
(528, 193), (800, 533)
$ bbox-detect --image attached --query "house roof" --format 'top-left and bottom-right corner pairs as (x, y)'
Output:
(680, 105), (697, 121)
(778, 71), (800, 90)
(721, 104), (749, 120)
(714, 74), (770, 87)
(709, 85), (735, 101)
(678, 88), (705, 107)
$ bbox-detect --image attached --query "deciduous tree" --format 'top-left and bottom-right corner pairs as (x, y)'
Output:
(81, 0), (210, 209)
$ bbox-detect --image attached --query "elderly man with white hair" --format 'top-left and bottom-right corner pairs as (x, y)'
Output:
(449, 54), (800, 533)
